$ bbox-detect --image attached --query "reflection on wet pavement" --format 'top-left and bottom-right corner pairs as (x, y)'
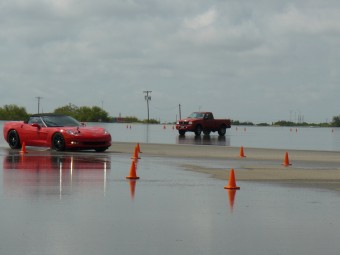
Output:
(177, 134), (230, 146)
(3, 152), (110, 198)
(1, 149), (340, 255)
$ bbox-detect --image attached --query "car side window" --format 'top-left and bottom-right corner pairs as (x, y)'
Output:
(28, 117), (44, 126)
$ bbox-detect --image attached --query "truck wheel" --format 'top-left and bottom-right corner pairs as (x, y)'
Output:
(203, 130), (211, 135)
(179, 130), (186, 136)
(218, 125), (227, 136)
(194, 125), (202, 136)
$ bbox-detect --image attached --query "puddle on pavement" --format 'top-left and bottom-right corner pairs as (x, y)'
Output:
(1, 149), (340, 255)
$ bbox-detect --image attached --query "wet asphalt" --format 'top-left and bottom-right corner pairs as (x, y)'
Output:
(1, 147), (340, 255)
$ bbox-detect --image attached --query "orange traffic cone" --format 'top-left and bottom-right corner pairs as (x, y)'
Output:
(137, 143), (142, 153)
(131, 146), (141, 160)
(282, 152), (292, 166)
(126, 160), (139, 179)
(239, 146), (246, 158)
(224, 169), (240, 190)
(20, 142), (27, 154)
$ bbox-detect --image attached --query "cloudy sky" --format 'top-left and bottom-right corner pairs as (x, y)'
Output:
(1, 0), (340, 123)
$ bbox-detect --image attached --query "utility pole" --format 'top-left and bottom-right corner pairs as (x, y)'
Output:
(143, 91), (152, 123)
(36, 97), (43, 114)
(179, 104), (182, 120)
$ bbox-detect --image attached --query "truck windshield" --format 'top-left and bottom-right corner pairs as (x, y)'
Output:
(188, 112), (204, 118)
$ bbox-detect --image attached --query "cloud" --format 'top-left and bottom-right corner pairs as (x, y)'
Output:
(0, 1), (340, 123)
(269, 3), (340, 36)
(184, 7), (217, 30)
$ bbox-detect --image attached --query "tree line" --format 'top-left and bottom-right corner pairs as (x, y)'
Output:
(0, 104), (160, 123)
(1, 104), (340, 126)
(231, 118), (339, 127)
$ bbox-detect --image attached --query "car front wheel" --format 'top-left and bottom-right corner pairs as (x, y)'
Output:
(7, 130), (21, 149)
(52, 133), (66, 151)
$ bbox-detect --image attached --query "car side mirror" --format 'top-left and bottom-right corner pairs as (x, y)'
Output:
(31, 123), (41, 129)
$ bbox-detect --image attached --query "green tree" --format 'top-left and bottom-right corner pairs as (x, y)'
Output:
(77, 106), (109, 122)
(54, 104), (79, 116)
(123, 116), (138, 123)
(332, 116), (340, 127)
(141, 118), (160, 124)
(77, 106), (92, 121)
(90, 106), (109, 122)
(231, 120), (254, 126)
(54, 104), (110, 122)
(273, 120), (296, 126)
(0, 104), (29, 120)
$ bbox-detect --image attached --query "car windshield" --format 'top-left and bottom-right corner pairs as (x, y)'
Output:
(188, 112), (204, 118)
(41, 115), (81, 127)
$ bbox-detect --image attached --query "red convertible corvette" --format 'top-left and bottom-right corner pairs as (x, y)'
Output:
(3, 114), (112, 152)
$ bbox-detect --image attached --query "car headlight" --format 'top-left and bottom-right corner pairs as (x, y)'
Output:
(104, 130), (110, 135)
(189, 121), (193, 125)
(66, 130), (78, 135)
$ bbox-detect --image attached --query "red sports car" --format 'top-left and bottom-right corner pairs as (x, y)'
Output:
(3, 114), (112, 152)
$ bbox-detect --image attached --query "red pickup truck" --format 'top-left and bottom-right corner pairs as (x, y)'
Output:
(176, 112), (231, 136)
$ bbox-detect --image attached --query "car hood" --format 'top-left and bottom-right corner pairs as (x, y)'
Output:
(63, 126), (108, 135)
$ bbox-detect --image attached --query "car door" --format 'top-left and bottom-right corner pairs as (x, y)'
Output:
(24, 117), (49, 146)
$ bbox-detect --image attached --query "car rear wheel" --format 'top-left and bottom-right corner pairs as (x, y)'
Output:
(7, 130), (21, 149)
(52, 133), (66, 151)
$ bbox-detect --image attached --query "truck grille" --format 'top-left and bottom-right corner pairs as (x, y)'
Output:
(178, 121), (189, 125)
